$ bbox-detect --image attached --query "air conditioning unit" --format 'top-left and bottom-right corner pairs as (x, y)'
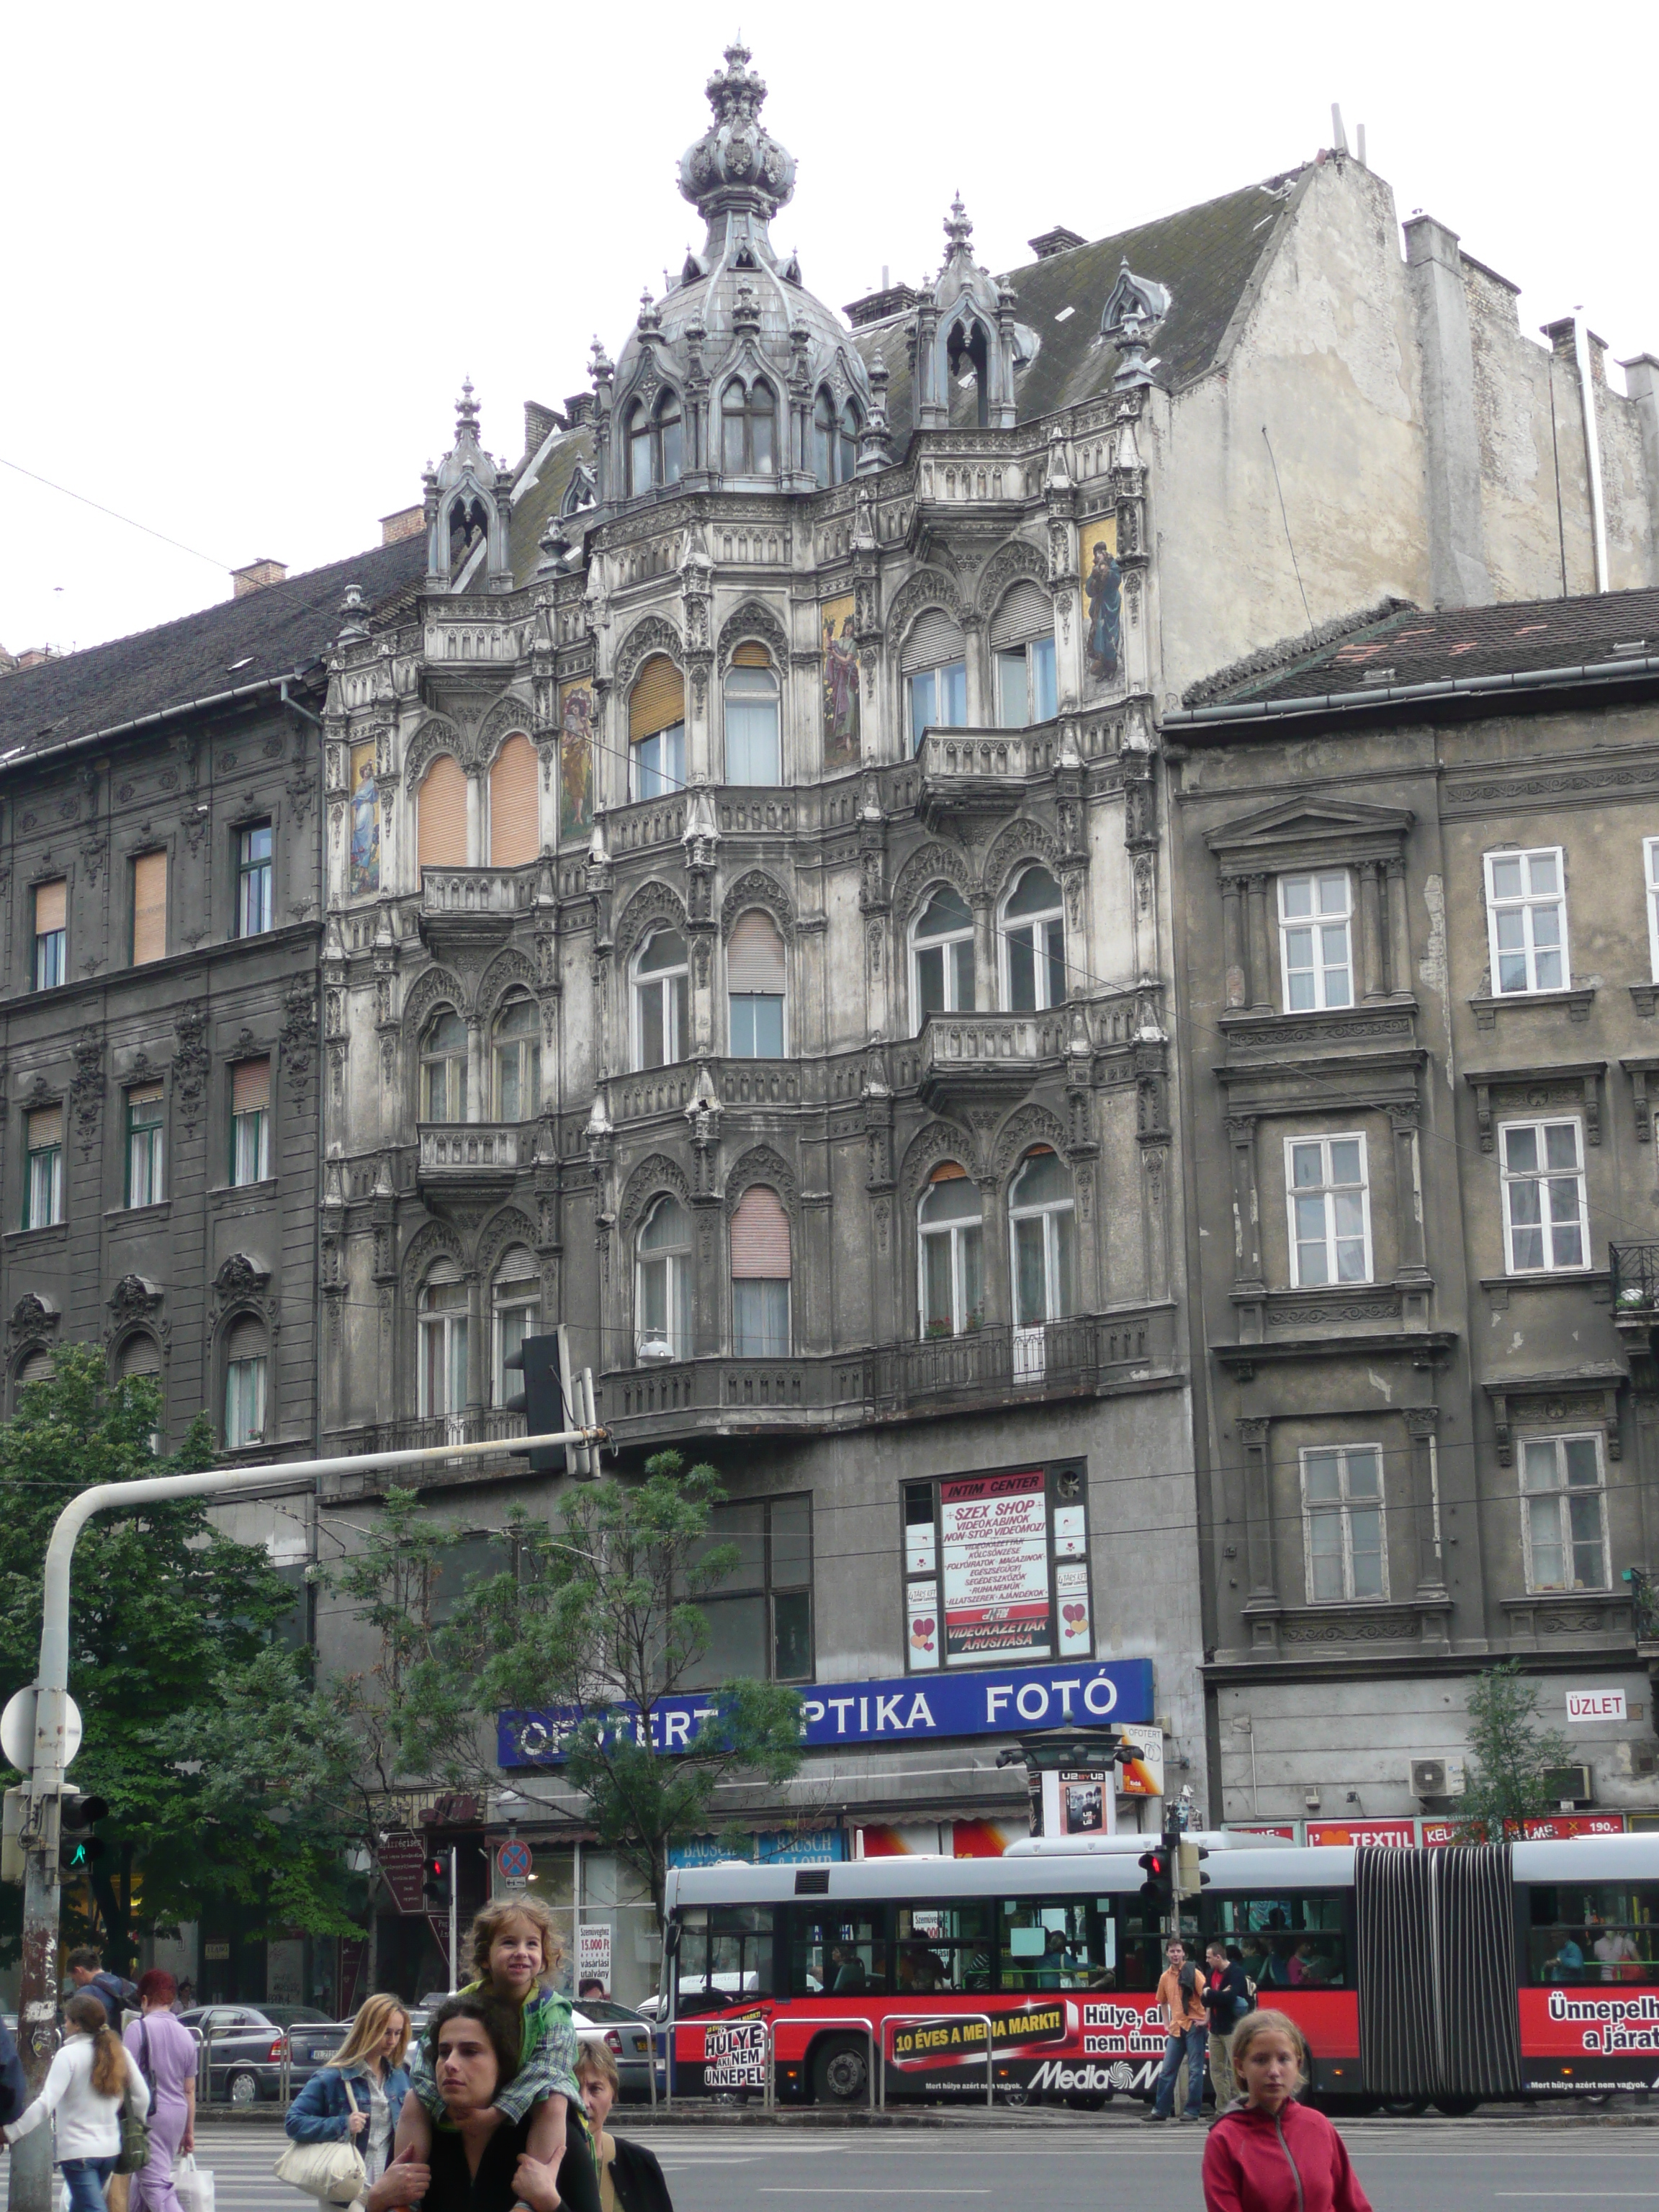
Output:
(1617, 1741), (1659, 1779)
(1544, 1763), (1594, 1807)
(1410, 1757), (1466, 1800)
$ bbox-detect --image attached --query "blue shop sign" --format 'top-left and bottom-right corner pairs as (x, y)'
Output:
(668, 1830), (845, 1869)
(497, 1658), (1152, 1768)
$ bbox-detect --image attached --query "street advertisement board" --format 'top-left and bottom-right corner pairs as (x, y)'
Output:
(577, 1923), (611, 1993)
(940, 1471), (1051, 1664)
(377, 1830), (429, 1914)
(1519, 1987), (1659, 2092)
(701, 2018), (768, 2090)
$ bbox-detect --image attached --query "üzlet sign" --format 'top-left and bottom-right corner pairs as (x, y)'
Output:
(1565, 1689), (1627, 1724)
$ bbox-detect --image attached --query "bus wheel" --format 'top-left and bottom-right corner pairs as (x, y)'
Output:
(1064, 2092), (1110, 2111)
(1432, 2096), (1479, 2118)
(997, 2085), (1036, 2108)
(811, 2036), (871, 2106)
(1377, 2098), (1429, 2118)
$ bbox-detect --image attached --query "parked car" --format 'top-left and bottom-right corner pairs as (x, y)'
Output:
(574, 1998), (660, 2103)
(178, 2003), (333, 2105)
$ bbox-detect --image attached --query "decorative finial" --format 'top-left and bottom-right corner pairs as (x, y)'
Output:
(456, 378), (480, 436)
(944, 194), (974, 255)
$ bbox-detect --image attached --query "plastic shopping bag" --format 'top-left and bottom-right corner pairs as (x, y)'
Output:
(175, 2154), (215, 2212)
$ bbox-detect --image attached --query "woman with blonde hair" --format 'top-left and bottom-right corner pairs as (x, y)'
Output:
(1202, 2009), (1372, 2212)
(2, 1990), (149, 2212)
(285, 1992), (412, 2192)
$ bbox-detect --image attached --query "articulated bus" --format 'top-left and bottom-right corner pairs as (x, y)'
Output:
(663, 1832), (1659, 2110)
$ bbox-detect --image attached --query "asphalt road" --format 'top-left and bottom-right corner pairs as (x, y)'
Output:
(191, 2115), (1659, 2210)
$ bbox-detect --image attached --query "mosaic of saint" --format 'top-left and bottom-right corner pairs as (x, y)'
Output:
(559, 680), (594, 841)
(820, 594), (859, 770)
(349, 739), (379, 895)
(1080, 516), (1121, 689)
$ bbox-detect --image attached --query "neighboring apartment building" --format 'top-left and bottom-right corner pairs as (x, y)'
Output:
(307, 37), (1659, 1995)
(1166, 587), (1659, 1832)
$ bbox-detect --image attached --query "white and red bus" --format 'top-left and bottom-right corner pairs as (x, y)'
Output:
(662, 1831), (1659, 2109)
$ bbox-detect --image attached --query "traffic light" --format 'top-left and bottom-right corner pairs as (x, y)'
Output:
(505, 1325), (594, 1478)
(59, 1791), (109, 1880)
(422, 1853), (451, 1912)
(1177, 1838), (1210, 1900)
(1138, 1845), (1173, 1915)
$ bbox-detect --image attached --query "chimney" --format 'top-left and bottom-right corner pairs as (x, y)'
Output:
(524, 399), (566, 454)
(17, 647), (53, 670)
(379, 506), (425, 547)
(564, 392), (594, 428)
(1028, 226), (1086, 260)
(231, 558), (287, 598)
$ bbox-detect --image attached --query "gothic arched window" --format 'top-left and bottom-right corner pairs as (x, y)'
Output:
(911, 884), (975, 1025)
(657, 391), (684, 486)
(419, 1264), (468, 1424)
(487, 732), (537, 867)
(626, 401), (652, 496)
(633, 927), (688, 1070)
(721, 379), (777, 475)
(492, 997), (540, 1120)
(812, 390), (863, 487)
(1001, 865), (1066, 1011)
(731, 1187), (791, 1356)
(948, 316), (991, 427)
(728, 908), (786, 1057)
(637, 1194), (692, 1360)
(992, 580), (1058, 727)
(1010, 1147), (1076, 1331)
(840, 398), (861, 484)
(421, 1010), (467, 1123)
(492, 1246), (540, 1408)
(918, 1164), (984, 1338)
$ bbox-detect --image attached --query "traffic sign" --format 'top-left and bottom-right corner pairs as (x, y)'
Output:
(497, 1838), (532, 1887)
(1, 1689), (82, 1776)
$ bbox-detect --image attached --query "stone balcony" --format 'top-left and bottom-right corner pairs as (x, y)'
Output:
(917, 724), (1061, 826)
(894, 1010), (1069, 1110)
(418, 863), (542, 956)
(318, 1407), (529, 1498)
(416, 1122), (524, 1210)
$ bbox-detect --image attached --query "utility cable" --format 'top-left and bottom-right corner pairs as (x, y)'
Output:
(0, 456), (234, 572)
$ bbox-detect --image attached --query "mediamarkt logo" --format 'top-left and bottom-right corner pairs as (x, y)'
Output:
(1029, 2058), (1155, 2094)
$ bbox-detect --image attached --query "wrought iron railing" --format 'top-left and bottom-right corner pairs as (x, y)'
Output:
(1611, 1242), (1659, 1309)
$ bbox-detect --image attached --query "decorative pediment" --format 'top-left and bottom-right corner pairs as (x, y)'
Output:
(108, 1275), (163, 1322)
(1206, 796), (1414, 878)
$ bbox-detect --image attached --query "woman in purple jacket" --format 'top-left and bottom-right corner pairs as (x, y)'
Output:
(123, 1971), (197, 2212)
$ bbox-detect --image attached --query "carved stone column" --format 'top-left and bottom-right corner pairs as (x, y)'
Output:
(971, 893), (996, 1012)
(1227, 1115), (1264, 1292)
(1390, 1102), (1430, 1295)
(467, 1017), (485, 1124)
(1238, 1416), (1278, 1606)
(961, 613), (986, 728)
(466, 1272), (485, 1417)
(1221, 876), (1247, 1010)
(1403, 1405), (1446, 1601)
(1385, 855), (1412, 997)
(1358, 860), (1386, 1002)
(465, 769), (485, 868)
(1246, 875), (1274, 1012)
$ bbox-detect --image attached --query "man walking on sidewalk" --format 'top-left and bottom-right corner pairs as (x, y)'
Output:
(1143, 1939), (1208, 2123)
(1204, 1941), (1252, 2113)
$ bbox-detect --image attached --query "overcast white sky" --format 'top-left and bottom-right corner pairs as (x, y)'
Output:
(3, 0), (1654, 660)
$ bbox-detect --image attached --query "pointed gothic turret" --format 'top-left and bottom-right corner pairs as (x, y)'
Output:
(914, 195), (1036, 431)
(423, 380), (513, 593)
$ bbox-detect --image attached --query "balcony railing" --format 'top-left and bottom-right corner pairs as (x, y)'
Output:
(418, 1123), (524, 1174)
(1611, 1243), (1659, 1309)
(916, 727), (1062, 783)
(902, 1012), (1067, 1108)
(421, 866), (540, 915)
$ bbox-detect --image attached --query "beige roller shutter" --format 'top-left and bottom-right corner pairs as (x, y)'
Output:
(226, 1316), (266, 1361)
(27, 1105), (63, 1148)
(732, 641), (773, 670)
(629, 655), (685, 740)
(233, 1057), (271, 1112)
(731, 1187), (791, 1278)
(990, 580), (1053, 647)
(900, 609), (965, 672)
(119, 1336), (161, 1378)
(418, 754), (468, 868)
(18, 1348), (53, 1385)
(727, 909), (786, 994)
(489, 734), (539, 867)
(34, 880), (66, 933)
(131, 851), (168, 965)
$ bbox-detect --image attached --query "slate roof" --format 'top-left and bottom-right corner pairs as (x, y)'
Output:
(0, 533), (428, 761)
(857, 168), (1310, 439)
(1180, 586), (1659, 717)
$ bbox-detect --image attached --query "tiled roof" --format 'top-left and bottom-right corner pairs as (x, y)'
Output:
(858, 168), (1309, 439)
(1184, 587), (1659, 713)
(0, 534), (428, 760)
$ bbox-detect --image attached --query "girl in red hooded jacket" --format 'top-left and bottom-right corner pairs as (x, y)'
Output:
(1202, 2009), (1373, 2212)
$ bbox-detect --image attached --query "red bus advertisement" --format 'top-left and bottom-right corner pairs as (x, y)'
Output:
(663, 1832), (1659, 2108)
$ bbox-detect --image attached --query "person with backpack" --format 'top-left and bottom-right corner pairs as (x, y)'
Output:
(67, 1947), (137, 2028)
(1142, 1938), (1208, 2123)
(1205, 1941), (1254, 2112)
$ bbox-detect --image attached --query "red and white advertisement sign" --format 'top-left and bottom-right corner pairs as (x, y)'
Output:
(1306, 1819), (1416, 1848)
(941, 1470), (1050, 1665)
(1565, 1689), (1627, 1725)
(1228, 1825), (1300, 1843)
(1523, 1813), (1626, 1840)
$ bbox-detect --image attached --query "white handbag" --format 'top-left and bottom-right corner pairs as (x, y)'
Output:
(273, 2078), (368, 2205)
(175, 2154), (215, 2212)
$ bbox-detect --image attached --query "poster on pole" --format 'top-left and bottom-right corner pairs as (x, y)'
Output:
(940, 1470), (1051, 1665)
(577, 1923), (612, 1995)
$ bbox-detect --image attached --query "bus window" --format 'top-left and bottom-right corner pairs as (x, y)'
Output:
(674, 1904), (775, 2015)
(1210, 1894), (1347, 1990)
(1527, 1883), (1659, 1984)
(792, 1910), (888, 1998)
(1102, 1899), (1162, 1991)
(896, 1902), (994, 1993)
(998, 1897), (1100, 1991)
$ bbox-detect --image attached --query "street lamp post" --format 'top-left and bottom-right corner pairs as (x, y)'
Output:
(6, 1418), (602, 2212)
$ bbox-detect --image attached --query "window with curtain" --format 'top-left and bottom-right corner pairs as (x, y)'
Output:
(420, 1268), (469, 1422)
(1301, 1445), (1386, 1601)
(224, 1315), (268, 1448)
(32, 878), (66, 991)
(912, 884), (975, 1024)
(630, 655), (686, 801)
(493, 997), (540, 1119)
(992, 583), (1058, 727)
(418, 754), (469, 869)
(731, 1186), (791, 1356)
(727, 909), (786, 1056)
(904, 608), (969, 750)
(1010, 1148), (1076, 1328)
(1002, 866), (1066, 1010)
(637, 1194), (693, 1360)
(919, 1163), (984, 1337)
(236, 822), (274, 937)
(724, 644), (781, 785)
(422, 1012), (467, 1123)
(24, 1105), (63, 1229)
(131, 850), (167, 966)
(488, 734), (538, 867)
(126, 1083), (165, 1208)
(634, 928), (689, 1069)
(492, 1248), (540, 1408)
(721, 379), (776, 474)
(230, 1058), (271, 1185)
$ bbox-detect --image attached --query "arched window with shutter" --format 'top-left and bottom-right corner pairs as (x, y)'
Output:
(727, 910), (786, 1057)
(17, 1347), (53, 1394)
(902, 611), (968, 750)
(418, 754), (468, 870)
(723, 644), (780, 786)
(492, 1246), (540, 1408)
(918, 1163), (984, 1338)
(629, 656), (685, 801)
(731, 1187), (791, 1357)
(488, 734), (538, 867)
(224, 1314), (268, 1449)
(992, 580), (1057, 727)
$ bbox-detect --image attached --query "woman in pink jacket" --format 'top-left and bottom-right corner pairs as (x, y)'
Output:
(1202, 2010), (1373, 2212)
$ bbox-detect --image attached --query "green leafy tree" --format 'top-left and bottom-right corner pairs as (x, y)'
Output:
(1458, 1659), (1574, 1840)
(391, 1451), (802, 1924)
(0, 1346), (357, 1966)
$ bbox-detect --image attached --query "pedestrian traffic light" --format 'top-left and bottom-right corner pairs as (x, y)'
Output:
(422, 1853), (451, 1911)
(58, 1791), (109, 1880)
(1138, 1845), (1173, 1915)
(1176, 1838), (1210, 1900)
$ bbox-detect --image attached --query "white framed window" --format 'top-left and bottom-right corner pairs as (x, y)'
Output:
(419, 1268), (469, 1422)
(224, 1316), (268, 1449)
(1501, 1118), (1588, 1273)
(906, 661), (968, 750)
(1286, 1133), (1372, 1287)
(637, 1194), (693, 1360)
(1009, 1148), (1075, 1385)
(918, 1164), (984, 1337)
(1002, 865), (1066, 1011)
(1300, 1444), (1386, 1602)
(724, 661), (781, 786)
(631, 721), (685, 802)
(1519, 1432), (1608, 1593)
(1485, 846), (1568, 995)
(1645, 837), (1659, 982)
(1279, 872), (1353, 1010)
(230, 1058), (271, 1186)
(491, 1248), (540, 1408)
(912, 884), (975, 1025)
(421, 1012), (467, 1123)
(633, 927), (689, 1069)
(996, 638), (1058, 727)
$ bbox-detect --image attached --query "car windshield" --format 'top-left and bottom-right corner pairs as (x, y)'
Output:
(574, 2000), (643, 2023)
(253, 2005), (330, 2027)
